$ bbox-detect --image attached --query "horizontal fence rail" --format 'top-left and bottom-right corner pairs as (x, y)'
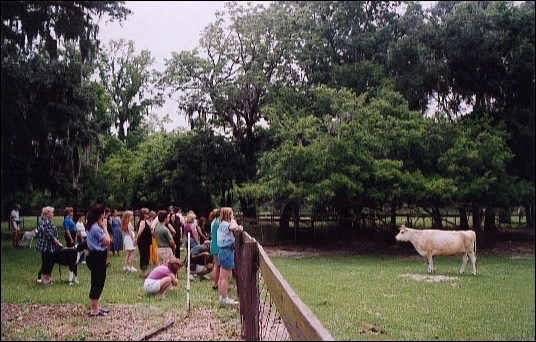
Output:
(235, 231), (335, 341)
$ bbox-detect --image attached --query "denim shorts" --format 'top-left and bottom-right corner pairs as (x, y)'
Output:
(218, 247), (235, 270)
(144, 278), (160, 294)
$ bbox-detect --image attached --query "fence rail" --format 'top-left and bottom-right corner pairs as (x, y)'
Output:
(235, 231), (335, 341)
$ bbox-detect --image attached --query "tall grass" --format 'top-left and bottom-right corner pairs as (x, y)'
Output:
(271, 253), (535, 341)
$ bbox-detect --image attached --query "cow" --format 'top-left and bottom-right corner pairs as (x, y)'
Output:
(37, 247), (81, 285)
(395, 225), (477, 275)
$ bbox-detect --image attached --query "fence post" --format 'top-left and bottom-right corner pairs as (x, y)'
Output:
(235, 231), (260, 340)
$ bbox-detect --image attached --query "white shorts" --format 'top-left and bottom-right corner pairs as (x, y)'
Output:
(144, 278), (161, 294)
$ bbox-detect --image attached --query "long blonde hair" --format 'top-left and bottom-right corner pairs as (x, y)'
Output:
(219, 207), (233, 223)
(121, 210), (133, 232)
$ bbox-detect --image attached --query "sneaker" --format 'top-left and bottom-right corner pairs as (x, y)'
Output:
(220, 297), (239, 305)
(81, 260), (86, 264)
(123, 266), (128, 271)
(36, 279), (42, 284)
(129, 266), (137, 272)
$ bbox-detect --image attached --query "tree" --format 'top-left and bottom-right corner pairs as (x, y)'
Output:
(1, 1), (130, 211)
(96, 39), (162, 143)
(1, 1), (131, 62)
(161, 2), (293, 217)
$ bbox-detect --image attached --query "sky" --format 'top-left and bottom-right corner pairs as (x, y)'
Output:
(98, 1), (436, 131)
(99, 1), (229, 69)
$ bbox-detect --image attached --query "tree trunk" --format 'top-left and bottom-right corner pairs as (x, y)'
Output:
(458, 206), (469, 229)
(484, 207), (497, 234)
(431, 207), (443, 228)
(471, 204), (482, 231)
(239, 197), (257, 219)
(278, 201), (292, 241)
(390, 203), (397, 230)
(525, 203), (534, 229)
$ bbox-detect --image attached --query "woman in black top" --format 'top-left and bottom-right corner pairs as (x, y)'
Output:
(136, 208), (153, 278)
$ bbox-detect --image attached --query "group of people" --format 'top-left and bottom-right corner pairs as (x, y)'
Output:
(143, 205), (243, 305)
(29, 202), (244, 317)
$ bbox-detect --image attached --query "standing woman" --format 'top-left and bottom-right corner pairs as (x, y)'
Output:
(148, 210), (159, 266)
(36, 206), (63, 285)
(85, 205), (111, 317)
(209, 208), (221, 290)
(136, 208), (153, 278)
(196, 216), (209, 244)
(121, 210), (137, 272)
(63, 207), (77, 248)
(183, 212), (199, 250)
(111, 209), (123, 256)
(217, 207), (243, 305)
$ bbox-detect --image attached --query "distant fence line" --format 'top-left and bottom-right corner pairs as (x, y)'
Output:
(236, 211), (527, 244)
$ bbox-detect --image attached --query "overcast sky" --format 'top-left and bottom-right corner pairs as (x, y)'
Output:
(99, 2), (229, 69)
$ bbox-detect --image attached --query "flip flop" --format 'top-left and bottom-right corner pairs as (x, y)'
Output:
(90, 311), (107, 317)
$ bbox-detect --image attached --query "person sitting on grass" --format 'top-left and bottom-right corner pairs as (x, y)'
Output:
(188, 240), (213, 280)
(143, 258), (183, 299)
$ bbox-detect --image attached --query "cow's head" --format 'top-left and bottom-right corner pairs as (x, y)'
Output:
(395, 225), (408, 241)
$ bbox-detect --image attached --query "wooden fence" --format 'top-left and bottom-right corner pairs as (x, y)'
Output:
(234, 231), (334, 341)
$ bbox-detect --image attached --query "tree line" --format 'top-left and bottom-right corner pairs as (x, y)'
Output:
(1, 1), (534, 234)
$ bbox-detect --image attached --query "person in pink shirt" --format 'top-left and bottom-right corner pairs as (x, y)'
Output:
(143, 258), (182, 299)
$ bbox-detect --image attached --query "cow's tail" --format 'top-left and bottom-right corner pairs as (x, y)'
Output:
(473, 232), (477, 257)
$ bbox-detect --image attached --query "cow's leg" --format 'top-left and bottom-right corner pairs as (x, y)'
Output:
(426, 253), (434, 273)
(460, 252), (468, 274)
(469, 252), (477, 275)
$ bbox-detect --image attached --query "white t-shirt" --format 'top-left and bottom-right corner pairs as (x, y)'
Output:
(76, 222), (87, 238)
(10, 209), (20, 230)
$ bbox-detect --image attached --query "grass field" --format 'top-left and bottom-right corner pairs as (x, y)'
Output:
(2, 218), (535, 340)
(270, 252), (535, 341)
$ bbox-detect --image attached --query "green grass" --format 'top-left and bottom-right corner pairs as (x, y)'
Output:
(270, 254), (535, 340)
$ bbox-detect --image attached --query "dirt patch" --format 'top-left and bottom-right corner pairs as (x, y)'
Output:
(401, 273), (458, 283)
(262, 246), (325, 258)
(1, 303), (242, 341)
(359, 323), (386, 335)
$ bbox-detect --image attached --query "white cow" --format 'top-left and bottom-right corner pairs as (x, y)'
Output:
(395, 225), (477, 275)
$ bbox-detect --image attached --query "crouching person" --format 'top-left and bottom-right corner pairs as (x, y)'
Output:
(144, 258), (183, 299)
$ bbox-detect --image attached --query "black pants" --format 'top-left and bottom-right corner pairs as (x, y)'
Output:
(86, 250), (107, 300)
(173, 233), (181, 259)
(138, 244), (150, 271)
(38, 251), (56, 278)
(65, 231), (75, 248)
